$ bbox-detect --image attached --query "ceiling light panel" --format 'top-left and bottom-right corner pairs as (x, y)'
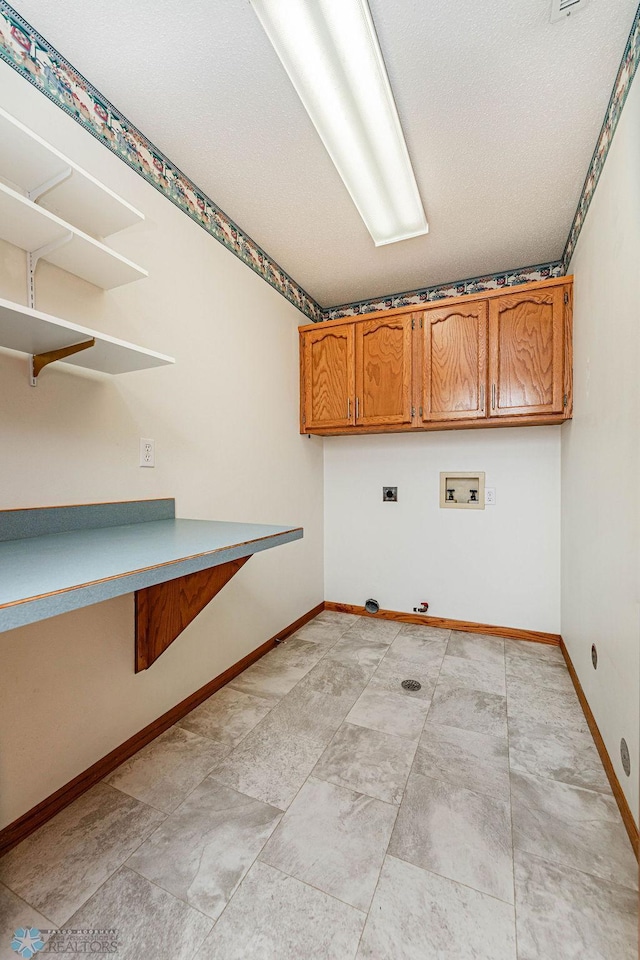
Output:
(249, 0), (428, 246)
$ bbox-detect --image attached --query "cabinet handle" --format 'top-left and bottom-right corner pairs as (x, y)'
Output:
(347, 397), (351, 419)
(356, 397), (360, 420)
(480, 385), (484, 411)
(491, 384), (496, 410)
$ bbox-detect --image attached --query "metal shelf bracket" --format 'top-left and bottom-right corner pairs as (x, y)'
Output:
(27, 232), (73, 310)
(27, 166), (72, 204)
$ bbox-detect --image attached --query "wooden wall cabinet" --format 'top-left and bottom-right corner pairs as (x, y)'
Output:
(300, 276), (573, 436)
(488, 286), (565, 417)
(301, 323), (355, 430)
(422, 301), (488, 423)
(355, 314), (413, 427)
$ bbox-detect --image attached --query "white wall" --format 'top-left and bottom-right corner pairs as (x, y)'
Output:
(324, 428), (561, 634)
(0, 64), (324, 829)
(562, 75), (640, 822)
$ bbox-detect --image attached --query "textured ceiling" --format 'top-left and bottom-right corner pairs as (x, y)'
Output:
(10, 0), (638, 307)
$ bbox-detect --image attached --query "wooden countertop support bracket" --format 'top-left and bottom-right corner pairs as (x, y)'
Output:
(135, 555), (251, 671)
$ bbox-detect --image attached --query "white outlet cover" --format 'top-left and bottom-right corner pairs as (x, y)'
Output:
(139, 437), (155, 468)
(485, 487), (496, 505)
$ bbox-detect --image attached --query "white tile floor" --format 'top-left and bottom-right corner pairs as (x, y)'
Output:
(0, 612), (637, 959)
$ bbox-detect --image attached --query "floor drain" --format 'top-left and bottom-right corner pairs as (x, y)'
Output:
(401, 679), (421, 692)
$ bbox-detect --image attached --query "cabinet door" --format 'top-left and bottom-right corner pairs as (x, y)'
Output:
(422, 302), (488, 421)
(302, 324), (355, 429)
(355, 314), (413, 426)
(489, 288), (564, 417)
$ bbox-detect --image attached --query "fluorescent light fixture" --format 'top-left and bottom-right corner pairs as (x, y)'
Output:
(249, 0), (428, 246)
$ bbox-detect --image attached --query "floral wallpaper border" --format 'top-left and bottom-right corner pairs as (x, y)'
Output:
(0, 2), (637, 323)
(561, 4), (639, 270)
(0, 1), (323, 322)
(322, 261), (564, 321)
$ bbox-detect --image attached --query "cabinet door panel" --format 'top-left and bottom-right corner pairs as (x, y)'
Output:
(423, 303), (488, 421)
(302, 324), (355, 429)
(356, 315), (412, 426)
(489, 288), (564, 417)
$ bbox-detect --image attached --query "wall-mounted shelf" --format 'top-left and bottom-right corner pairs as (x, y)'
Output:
(0, 182), (147, 290)
(0, 499), (303, 671)
(0, 106), (144, 238)
(0, 297), (174, 377)
(0, 108), (158, 385)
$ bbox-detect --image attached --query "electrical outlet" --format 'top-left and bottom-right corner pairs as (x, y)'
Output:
(485, 487), (496, 505)
(139, 438), (155, 468)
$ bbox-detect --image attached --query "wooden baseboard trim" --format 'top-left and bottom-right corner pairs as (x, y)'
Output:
(559, 639), (639, 859)
(0, 601), (324, 858)
(324, 602), (561, 645)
